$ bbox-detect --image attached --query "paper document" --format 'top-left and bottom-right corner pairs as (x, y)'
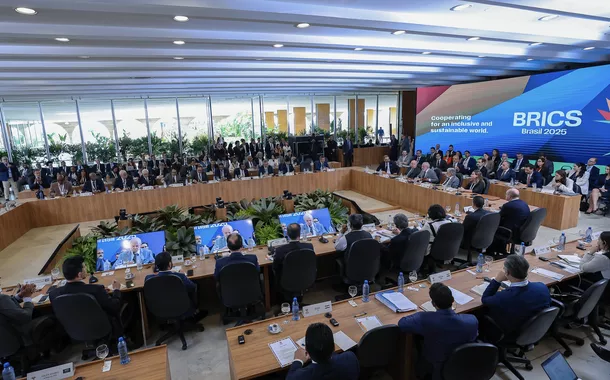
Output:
(532, 268), (565, 281)
(269, 338), (298, 367)
(448, 286), (474, 305)
(471, 282), (490, 296)
(559, 265), (581, 275)
(356, 316), (382, 332)
(420, 301), (436, 312)
(383, 292), (417, 312)
(558, 255), (581, 265)
(333, 331), (357, 351)
(295, 337), (306, 349)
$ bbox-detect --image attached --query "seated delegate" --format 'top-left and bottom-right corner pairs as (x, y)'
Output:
(314, 156), (330, 172)
(579, 231), (610, 280)
(520, 164), (543, 188)
(214, 233), (259, 279)
(461, 196), (489, 249)
(376, 155), (398, 174)
(543, 170), (576, 195)
(383, 213), (416, 270)
(586, 165), (610, 214)
(496, 161), (516, 183)
(416, 162), (438, 183)
(466, 169), (485, 194)
(441, 168), (460, 189)
(334, 214), (372, 255)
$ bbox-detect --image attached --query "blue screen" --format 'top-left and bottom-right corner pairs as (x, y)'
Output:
(96, 231), (166, 263)
(279, 208), (335, 238)
(193, 219), (255, 254)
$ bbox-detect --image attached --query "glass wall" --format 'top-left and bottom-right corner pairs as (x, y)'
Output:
(0, 93), (398, 163)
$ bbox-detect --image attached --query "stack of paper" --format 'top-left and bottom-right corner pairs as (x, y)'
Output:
(558, 255), (581, 266)
(448, 287), (474, 305)
(296, 331), (357, 352)
(356, 316), (382, 332)
(471, 282), (490, 296)
(420, 301), (436, 312)
(269, 338), (297, 367)
(375, 291), (417, 312)
(532, 268), (565, 281)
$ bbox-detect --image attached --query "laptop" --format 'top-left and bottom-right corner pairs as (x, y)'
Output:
(542, 351), (581, 380)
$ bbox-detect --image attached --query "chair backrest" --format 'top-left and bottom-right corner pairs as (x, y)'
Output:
(518, 208), (547, 244)
(0, 317), (23, 358)
(575, 279), (609, 319)
(442, 343), (498, 380)
(470, 212), (501, 250)
(483, 178), (490, 194)
(280, 249), (317, 293)
(143, 274), (192, 319)
(515, 306), (560, 346)
(399, 230), (430, 273)
(456, 172), (464, 183)
(218, 262), (263, 308)
(434, 168), (442, 182)
(357, 325), (400, 368)
(51, 293), (112, 342)
(429, 223), (464, 261)
(346, 238), (381, 283)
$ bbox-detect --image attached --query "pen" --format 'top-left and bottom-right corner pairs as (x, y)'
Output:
(353, 312), (367, 318)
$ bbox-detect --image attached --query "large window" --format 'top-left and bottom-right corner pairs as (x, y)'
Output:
(146, 99), (180, 155)
(2, 102), (47, 163)
(211, 96), (253, 145)
(113, 100), (148, 159)
(177, 97), (209, 156)
(78, 100), (117, 163)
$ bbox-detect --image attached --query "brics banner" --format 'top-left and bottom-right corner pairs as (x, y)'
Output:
(415, 64), (610, 164)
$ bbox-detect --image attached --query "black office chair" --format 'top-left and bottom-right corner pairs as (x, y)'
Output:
(356, 325), (400, 377)
(0, 320), (25, 372)
(300, 159), (312, 172)
(508, 208), (547, 254)
(484, 306), (560, 380)
(591, 343), (610, 363)
(483, 177), (490, 194)
(336, 238), (381, 286)
(457, 212), (501, 268)
(442, 343), (498, 380)
(456, 172), (464, 184)
(279, 248), (317, 302)
(385, 230), (430, 285)
(143, 274), (204, 350)
(51, 293), (113, 360)
(433, 168), (442, 183)
(428, 223), (464, 273)
(553, 279), (609, 354)
(218, 262), (265, 326)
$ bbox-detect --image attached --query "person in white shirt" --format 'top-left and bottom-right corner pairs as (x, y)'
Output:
(397, 150), (410, 168)
(268, 154), (279, 169)
(421, 204), (451, 255)
(543, 170), (575, 195)
(567, 162), (590, 195)
(580, 231), (610, 280)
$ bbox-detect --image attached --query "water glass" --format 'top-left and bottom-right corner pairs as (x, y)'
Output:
(484, 256), (493, 272)
(408, 271), (418, 283)
(280, 302), (291, 315)
(348, 285), (358, 298)
(51, 268), (61, 281)
(532, 183), (537, 191)
(96, 344), (109, 361)
(247, 238), (256, 251)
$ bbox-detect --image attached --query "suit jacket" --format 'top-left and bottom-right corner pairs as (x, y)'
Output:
(404, 166), (421, 179)
(50, 181), (73, 195)
(272, 241), (314, 278)
(259, 166), (274, 176)
(137, 175), (156, 187)
(479, 166), (488, 178)
(442, 175), (460, 189)
(387, 228), (415, 267)
(49, 281), (121, 318)
(91, 163), (107, 175)
(376, 161), (398, 174)
(28, 176), (50, 189)
(0, 294), (34, 342)
(0, 163), (10, 181)
(462, 208), (490, 247)
(462, 156), (476, 174)
(82, 178), (106, 193)
(467, 179), (486, 194)
(278, 163), (295, 174)
(164, 173), (183, 185)
(417, 168), (438, 183)
(412, 156), (426, 167)
(499, 199), (530, 239)
(113, 176), (134, 190)
(286, 351), (360, 380)
(482, 280), (551, 335)
(314, 161), (330, 171)
(214, 251), (259, 279)
(233, 168), (250, 178)
(510, 158), (529, 172)
(214, 168), (231, 180)
(399, 309), (477, 375)
(521, 171), (543, 188)
(432, 159), (447, 171)
(496, 168), (516, 182)
(189, 170), (206, 183)
(343, 140), (353, 156)
(587, 165), (600, 191)
(145, 271), (196, 293)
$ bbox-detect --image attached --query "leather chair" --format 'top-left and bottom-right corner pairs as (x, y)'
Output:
(457, 212), (500, 268)
(356, 325), (400, 377)
(385, 230), (430, 285)
(509, 208), (547, 254)
(591, 343), (610, 363)
(483, 177), (490, 194)
(336, 238), (381, 286)
(51, 293), (112, 360)
(442, 343), (498, 380)
(218, 262), (265, 326)
(428, 223), (464, 273)
(433, 168), (442, 183)
(143, 274), (204, 350)
(279, 248), (317, 303)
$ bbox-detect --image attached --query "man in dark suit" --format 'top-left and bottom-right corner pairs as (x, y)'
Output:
(191, 165), (207, 184)
(461, 196), (490, 248)
(113, 170), (134, 190)
(264, 138), (273, 159)
(510, 152), (529, 172)
(49, 256), (123, 337)
(249, 139), (257, 156)
(384, 213), (415, 269)
(376, 155), (398, 174)
(496, 161), (516, 183)
(28, 169), (50, 189)
(482, 255), (551, 339)
(214, 163), (231, 181)
(586, 157), (600, 192)
(214, 233), (259, 279)
(334, 214), (372, 259)
(343, 138), (353, 167)
(164, 168), (183, 185)
(83, 172), (106, 193)
(0, 283), (35, 343)
(327, 136), (338, 162)
(541, 154), (554, 175)
(491, 188), (530, 254)
(137, 169), (156, 187)
(404, 160), (421, 179)
(258, 160), (274, 177)
(92, 159), (106, 175)
(461, 150), (476, 175)
(431, 153), (447, 171)
(398, 283), (478, 380)
(521, 164), (543, 188)
(272, 223), (314, 285)
(233, 162), (250, 179)
(476, 158), (488, 178)
(288, 322), (359, 380)
(412, 150), (426, 167)
(314, 156), (330, 172)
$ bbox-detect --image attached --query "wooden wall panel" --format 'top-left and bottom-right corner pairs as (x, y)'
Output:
(337, 146), (388, 167)
(264, 112), (275, 129)
(0, 203), (33, 251)
(401, 91), (417, 139)
(293, 107), (306, 135)
(348, 99), (365, 131)
(389, 106), (397, 134)
(366, 109), (375, 128)
(316, 103), (330, 130)
(277, 110), (288, 132)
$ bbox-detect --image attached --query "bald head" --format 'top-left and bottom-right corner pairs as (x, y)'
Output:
(506, 188), (520, 200)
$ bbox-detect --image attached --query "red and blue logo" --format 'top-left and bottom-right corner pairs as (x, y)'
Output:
(597, 98), (610, 124)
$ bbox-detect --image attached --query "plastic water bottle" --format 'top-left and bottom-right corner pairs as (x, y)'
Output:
(484, 198), (489, 208)
(397, 272), (405, 293)
(476, 253), (484, 273)
(558, 232), (566, 252)
(118, 336), (131, 365)
(362, 280), (370, 302)
(2, 362), (16, 380)
(518, 242), (525, 256)
(136, 254), (143, 271)
(291, 297), (300, 321)
(454, 202), (460, 216)
(585, 227), (593, 243)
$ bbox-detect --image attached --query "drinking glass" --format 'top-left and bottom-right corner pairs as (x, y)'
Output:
(445, 205), (451, 214)
(532, 183), (537, 191)
(484, 256), (493, 272)
(96, 344), (109, 361)
(336, 224), (343, 234)
(51, 268), (61, 281)
(280, 303), (291, 315)
(348, 286), (358, 299)
(387, 215), (394, 230)
(409, 271), (418, 283)
(247, 238), (256, 251)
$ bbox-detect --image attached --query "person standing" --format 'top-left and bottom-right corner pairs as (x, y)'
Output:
(1, 156), (19, 202)
(343, 138), (353, 167)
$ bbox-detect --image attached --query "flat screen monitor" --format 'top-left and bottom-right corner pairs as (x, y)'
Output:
(278, 208), (335, 238)
(96, 231), (166, 268)
(541, 351), (579, 380)
(193, 219), (255, 254)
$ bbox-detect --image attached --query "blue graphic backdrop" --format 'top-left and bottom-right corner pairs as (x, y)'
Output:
(96, 231), (165, 262)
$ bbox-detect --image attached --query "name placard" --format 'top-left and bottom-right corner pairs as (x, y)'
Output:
(302, 301), (332, 318)
(429, 270), (451, 284)
(24, 275), (53, 290)
(173, 255), (184, 264)
(534, 246), (551, 255)
(27, 362), (74, 380)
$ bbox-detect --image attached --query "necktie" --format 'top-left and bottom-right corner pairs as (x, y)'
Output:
(173, 176), (176, 183)
(199, 173), (202, 181)
(503, 170), (508, 178)
(91, 181), (95, 191)
(309, 226), (313, 234)
(437, 160), (440, 167)
(386, 163), (390, 173)
(470, 182), (475, 190)
(423, 170), (427, 177)
(517, 160), (521, 169)
(123, 179), (126, 188)
(527, 174), (531, 185)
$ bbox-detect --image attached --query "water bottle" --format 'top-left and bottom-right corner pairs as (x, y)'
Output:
(118, 336), (131, 365)
(8, 188), (15, 201)
(362, 280), (370, 302)
(510, 177), (515, 187)
(2, 362), (16, 380)
(454, 202), (460, 216)
(558, 232), (566, 252)
(518, 242), (525, 256)
(136, 254), (143, 271)
(585, 227), (593, 243)
(476, 253), (484, 273)
(397, 272), (405, 293)
(291, 297), (300, 321)
(484, 198), (489, 208)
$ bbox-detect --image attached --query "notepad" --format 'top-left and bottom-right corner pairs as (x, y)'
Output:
(420, 301), (436, 312)
(269, 338), (297, 367)
(471, 282), (490, 296)
(333, 331), (357, 351)
(558, 255), (581, 265)
(532, 268), (564, 281)
(448, 286), (474, 305)
(376, 291), (417, 313)
(559, 265), (581, 275)
(356, 316), (382, 332)
(295, 337), (306, 349)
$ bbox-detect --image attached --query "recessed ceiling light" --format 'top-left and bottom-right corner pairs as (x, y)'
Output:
(529, 42), (543, 46)
(173, 15), (189, 22)
(14, 7), (37, 15)
(450, 4), (472, 11)
(527, 58), (534, 61)
(255, 58), (264, 61)
(467, 37), (480, 41)
(173, 40), (185, 45)
(538, 15), (558, 21)
(583, 46), (595, 50)
(55, 37), (70, 42)
(173, 57), (184, 60)
(79, 56), (90, 59)
(273, 44), (284, 48)
(478, 55), (485, 58)
(296, 23), (310, 28)
(422, 51), (431, 55)
(392, 30), (406, 35)
(354, 47), (363, 51)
